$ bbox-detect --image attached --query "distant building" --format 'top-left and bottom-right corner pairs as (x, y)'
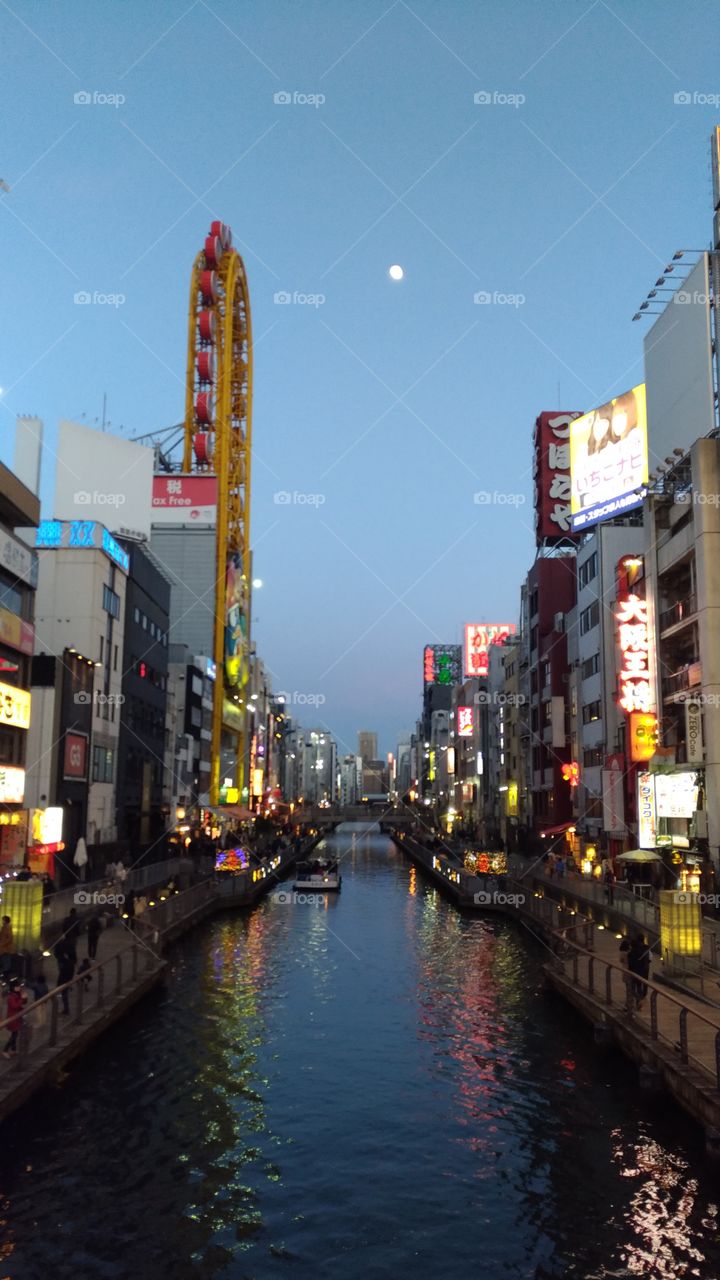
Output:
(340, 755), (358, 806)
(357, 730), (377, 762)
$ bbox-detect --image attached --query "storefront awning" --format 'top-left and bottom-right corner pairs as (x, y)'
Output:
(539, 822), (575, 837)
(210, 804), (255, 822)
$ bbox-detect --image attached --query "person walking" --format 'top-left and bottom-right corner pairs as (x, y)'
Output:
(54, 940), (76, 1015)
(62, 908), (82, 962)
(86, 912), (102, 960)
(604, 865), (616, 906)
(628, 934), (651, 1009)
(0, 916), (13, 979)
(28, 972), (50, 1042)
(3, 978), (26, 1057)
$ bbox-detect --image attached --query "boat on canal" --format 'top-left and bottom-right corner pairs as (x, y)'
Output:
(293, 856), (342, 892)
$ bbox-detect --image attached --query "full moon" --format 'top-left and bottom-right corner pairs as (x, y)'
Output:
(388, 264), (404, 281)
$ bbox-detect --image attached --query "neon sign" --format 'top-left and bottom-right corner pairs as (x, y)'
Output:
(616, 594), (651, 713)
(457, 706), (474, 737)
(561, 761), (580, 787)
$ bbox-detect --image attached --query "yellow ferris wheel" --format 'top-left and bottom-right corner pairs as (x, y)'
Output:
(182, 221), (253, 806)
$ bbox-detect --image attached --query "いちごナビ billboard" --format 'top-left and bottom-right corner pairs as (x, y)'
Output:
(569, 384), (648, 531)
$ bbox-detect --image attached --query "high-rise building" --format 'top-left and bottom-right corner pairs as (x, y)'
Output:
(116, 537), (172, 847)
(27, 519), (130, 870)
(357, 730), (377, 762)
(0, 462), (39, 871)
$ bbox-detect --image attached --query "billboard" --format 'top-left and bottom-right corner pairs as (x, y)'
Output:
(464, 623), (516, 679)
(63, 731), (88, 780)
(457, 706), (474, 737)
(151, 474), (218, 524)
(423, 645), (462, 686)
(54, 420), (154, 537)
(644, 257), (715, 466)
(533, 411), (582, 542)
(570, 384), (648, 531)
(655, 771), (699, 819)
(225, 552), (248, 687)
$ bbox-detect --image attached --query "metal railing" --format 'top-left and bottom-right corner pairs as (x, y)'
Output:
(540, 917), (720, 1091)
(0, 940), (163, 1079)
(523, 865), (660, 931)
(659, 594), (697, 632)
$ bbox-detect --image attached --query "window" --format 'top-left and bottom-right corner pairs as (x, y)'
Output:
(582, 700), (602, 724)
(530, 625), (538, 652)
(583, 747), (604, 767)
(134, 607), (140, 624)
(581, 653), (600, 680)
(102, 584), (120, 619)
(542, 661), (551, 688)
(0, 572), (22, 617)
(92, 746), (114, 783)
(142, 613), (148, 630)
(114, 645), (118, 671)
(150, 620), (156, 638)
(543, 700), (552, 723)
(99, 635), (104, 662)
(579, 553), (598, 589)
(580, 601), (600, 635)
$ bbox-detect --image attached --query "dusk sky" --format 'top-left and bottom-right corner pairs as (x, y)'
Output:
(1, 0), (718, 756)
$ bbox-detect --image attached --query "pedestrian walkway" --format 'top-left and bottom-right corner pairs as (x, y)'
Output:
(517, 886), (720, 1101)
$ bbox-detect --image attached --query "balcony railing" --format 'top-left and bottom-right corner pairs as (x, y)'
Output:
(662, 663), (701, 698)
(659, 594), (697, 632)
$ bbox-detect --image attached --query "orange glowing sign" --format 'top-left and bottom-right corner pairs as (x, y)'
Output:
(629, 711), (658, 762)
(616, 594), (651, 713)
(562, 761), (580, 787)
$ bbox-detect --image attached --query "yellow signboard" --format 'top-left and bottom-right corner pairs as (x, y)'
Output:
(570, 384), (648, 531)
(0, 680), (31, 729)
(506, 781), (518, 816)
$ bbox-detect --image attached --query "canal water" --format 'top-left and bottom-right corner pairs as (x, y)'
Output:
(1, 824), (720, 1280)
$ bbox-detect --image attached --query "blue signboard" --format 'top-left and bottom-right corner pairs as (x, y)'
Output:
(35, 521), (129, 573)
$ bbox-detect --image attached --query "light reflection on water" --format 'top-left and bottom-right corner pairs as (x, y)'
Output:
(0, 823), (718, 1278)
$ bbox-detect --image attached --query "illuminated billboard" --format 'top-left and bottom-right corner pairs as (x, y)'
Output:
(533, 410), (582, 543)
(225, 552), (248, 687)
(464, 623), (516, 678)
(152, 474), (217, 524)
(569, 384), (648, 531)
(457, 706), (474, 737)
(423, 645), (462, 686)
